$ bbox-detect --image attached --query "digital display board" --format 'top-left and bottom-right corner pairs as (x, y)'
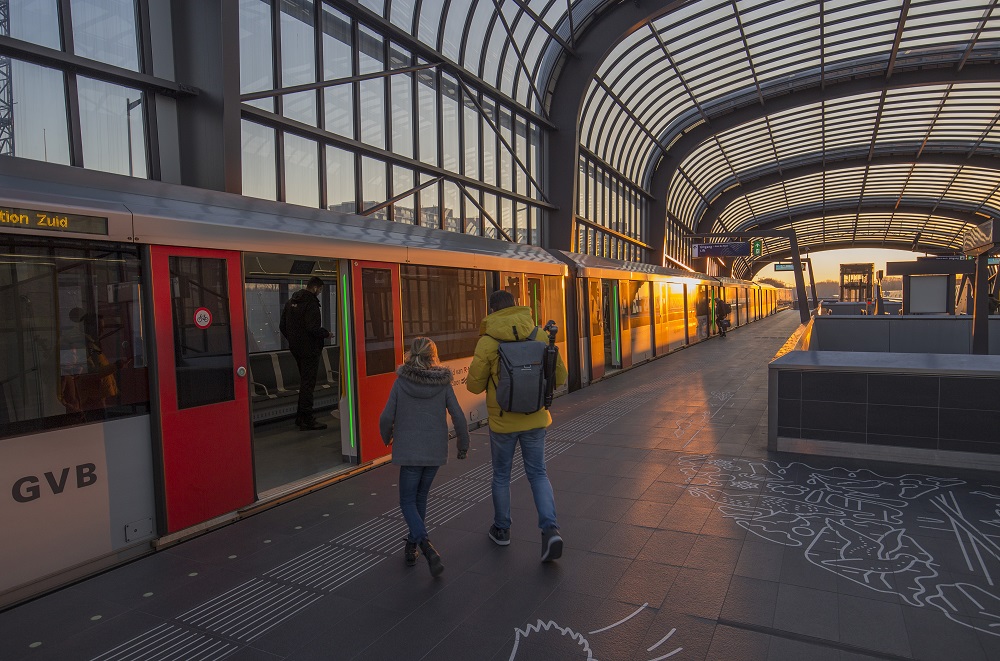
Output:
(692, 241), (750, 257)
(0, 206), (108, 235)
(774, 263), (795, 271)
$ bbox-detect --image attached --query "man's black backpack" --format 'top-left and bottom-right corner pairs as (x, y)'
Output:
(717, 299), (732, 317)
(493, 327), (549, 414)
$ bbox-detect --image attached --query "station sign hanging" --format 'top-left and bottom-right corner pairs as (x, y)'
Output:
(0, 206), (109, 235)
(774, 263), (795, 271)
(692, 241), (750, 257)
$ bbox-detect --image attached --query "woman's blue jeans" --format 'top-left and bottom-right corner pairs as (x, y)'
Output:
(489, 427), (558, 531)
(398, 465), (439, 543)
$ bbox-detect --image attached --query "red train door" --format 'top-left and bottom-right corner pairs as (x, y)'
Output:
(150, 246), (254, 533)
(351, 261), (403, 463)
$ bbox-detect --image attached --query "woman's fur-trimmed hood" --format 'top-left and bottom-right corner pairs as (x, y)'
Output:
(395, 364), (454, 398)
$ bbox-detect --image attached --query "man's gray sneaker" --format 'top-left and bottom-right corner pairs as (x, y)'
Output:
(489, 525), (511, 546)
(541, 527), (563, 562)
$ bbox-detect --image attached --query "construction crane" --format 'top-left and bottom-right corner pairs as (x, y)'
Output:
(0, 0), (12, 156)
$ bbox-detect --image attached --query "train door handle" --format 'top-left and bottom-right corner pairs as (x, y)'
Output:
(236, 366), (247, 378)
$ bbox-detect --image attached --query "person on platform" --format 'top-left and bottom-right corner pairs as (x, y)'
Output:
(715, 297), (733, 337)
(380, 337), (469, 577)
(280, 276), (332, 431)
(466, 290), (568, 562)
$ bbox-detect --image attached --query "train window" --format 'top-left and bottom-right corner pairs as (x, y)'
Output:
(501, 272), (523, 305)
(588, 280), (602, 337)
(169, 257), (235, 409)
(0, 239), (150, 439)
(244, 268), (337, 354)
(361, 268), (396, 375)
(543, 276), (565, 335)
(401, 266), (486, 362)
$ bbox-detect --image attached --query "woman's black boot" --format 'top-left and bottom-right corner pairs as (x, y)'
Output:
(419, 539), (444, 577)
(404, 539), (418, 567)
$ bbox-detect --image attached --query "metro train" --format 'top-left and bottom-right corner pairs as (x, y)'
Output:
(0, 173), (778, 607)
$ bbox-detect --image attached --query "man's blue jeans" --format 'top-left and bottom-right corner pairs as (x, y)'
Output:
(489, 427), (558, 531)
(398, 465), (439, 543)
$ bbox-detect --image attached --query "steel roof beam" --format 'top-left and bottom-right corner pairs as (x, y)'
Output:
(695, 153), (1000, 234)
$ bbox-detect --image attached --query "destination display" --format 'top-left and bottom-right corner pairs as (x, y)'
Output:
(774, 263), (795, 271)
(0, 206), (109, 235)
(692, 241), (750, 257)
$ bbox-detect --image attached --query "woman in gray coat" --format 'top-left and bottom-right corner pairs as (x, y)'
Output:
(380, 337), (470, 576)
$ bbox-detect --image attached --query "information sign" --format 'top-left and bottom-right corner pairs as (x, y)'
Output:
(774, 263), (795, 271)
(692, 242), (750, 257)
(0, 206), (108, 235)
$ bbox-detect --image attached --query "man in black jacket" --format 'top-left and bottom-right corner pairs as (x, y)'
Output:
(280, 277), (332, 431)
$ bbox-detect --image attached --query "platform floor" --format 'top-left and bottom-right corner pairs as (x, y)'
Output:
(4, 310), (1000, 661)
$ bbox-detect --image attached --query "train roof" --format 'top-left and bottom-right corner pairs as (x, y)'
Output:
(0, 167), (566, 275)
(552, 250), (767, 287)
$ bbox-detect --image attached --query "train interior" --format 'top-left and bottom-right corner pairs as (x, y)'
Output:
(243, 253), (350, 496)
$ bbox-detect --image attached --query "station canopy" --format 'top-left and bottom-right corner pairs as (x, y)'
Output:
(357, 0), (998, 276)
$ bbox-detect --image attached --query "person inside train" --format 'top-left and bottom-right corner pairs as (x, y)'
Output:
(59, 308), (129, 418)
(716, 297), (732, 337)
(379, 337), (469, 577)
(279, 276), (332, 431)
(467, 290), (568, 562)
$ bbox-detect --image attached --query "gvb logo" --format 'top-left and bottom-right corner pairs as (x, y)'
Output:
(11, 464), (98, 503)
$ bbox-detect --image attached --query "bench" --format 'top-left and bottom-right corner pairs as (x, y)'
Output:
(248, 347), (339, 423)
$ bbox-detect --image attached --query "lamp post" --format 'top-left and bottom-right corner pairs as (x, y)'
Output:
(125, 97), (142, 176)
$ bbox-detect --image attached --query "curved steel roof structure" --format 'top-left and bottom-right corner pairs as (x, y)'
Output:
(541, 0), (1000, 277)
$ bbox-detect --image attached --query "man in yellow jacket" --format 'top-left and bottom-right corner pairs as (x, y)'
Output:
(467, 290), (568, 562)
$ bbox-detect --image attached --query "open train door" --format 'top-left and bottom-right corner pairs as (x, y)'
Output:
(350, 261), (403, 463)
(150, 246), (254, 533)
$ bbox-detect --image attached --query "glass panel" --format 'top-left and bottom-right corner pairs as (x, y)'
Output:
(358, 25), (384, 75)
(481, 98), (496, 186)
(482, 192), (497, 239)
(70, 0), (139, 70)
(10, 0), (61, 49)
(0, 238), (149, 439)
(242, 120), (277, 200)
(417, 68), (438, 166)
(359, 79), (386, 149)
(361, 156), (387, 218)
(390, 73), (414, 159)
(322, 5), (352, 78)
(77, 77), (147, 178)
(392, 165), (415, 224)
(419, 177), (440, 229)
(283, 90), (316, 126)
(626, 281), (652, 361)
(442, 180), (461, 233)
(240, 0), (273, 94)
(361, 268), (396, 375)
(7, 60), (70, 165)
(463, 94), (479, 179)
(463, 186), (481, 236)
(401, 265), (486, 361)
(283, 133), (319, 207)
(280, 0), (315, 86)
(441, 74), (460, 173)
(244, 267), (337, 353)
(168, 257), (234, 409)
(324, 84), (354, 138)
(326, 144), (356, 213)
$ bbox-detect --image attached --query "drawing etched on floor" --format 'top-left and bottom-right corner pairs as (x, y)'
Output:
(509, 603), (682, 660)
(677, 455), (1000, 636)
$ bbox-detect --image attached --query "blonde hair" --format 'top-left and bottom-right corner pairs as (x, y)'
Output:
(405, 337), (439, 370)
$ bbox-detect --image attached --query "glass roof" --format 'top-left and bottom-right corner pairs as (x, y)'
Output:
(352, 0), (595, 114)
(577, 0), (1000, 260)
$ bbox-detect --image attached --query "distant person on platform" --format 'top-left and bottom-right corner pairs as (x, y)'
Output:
(280, 276), (332, 431)
(467, 290), (568, 562)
